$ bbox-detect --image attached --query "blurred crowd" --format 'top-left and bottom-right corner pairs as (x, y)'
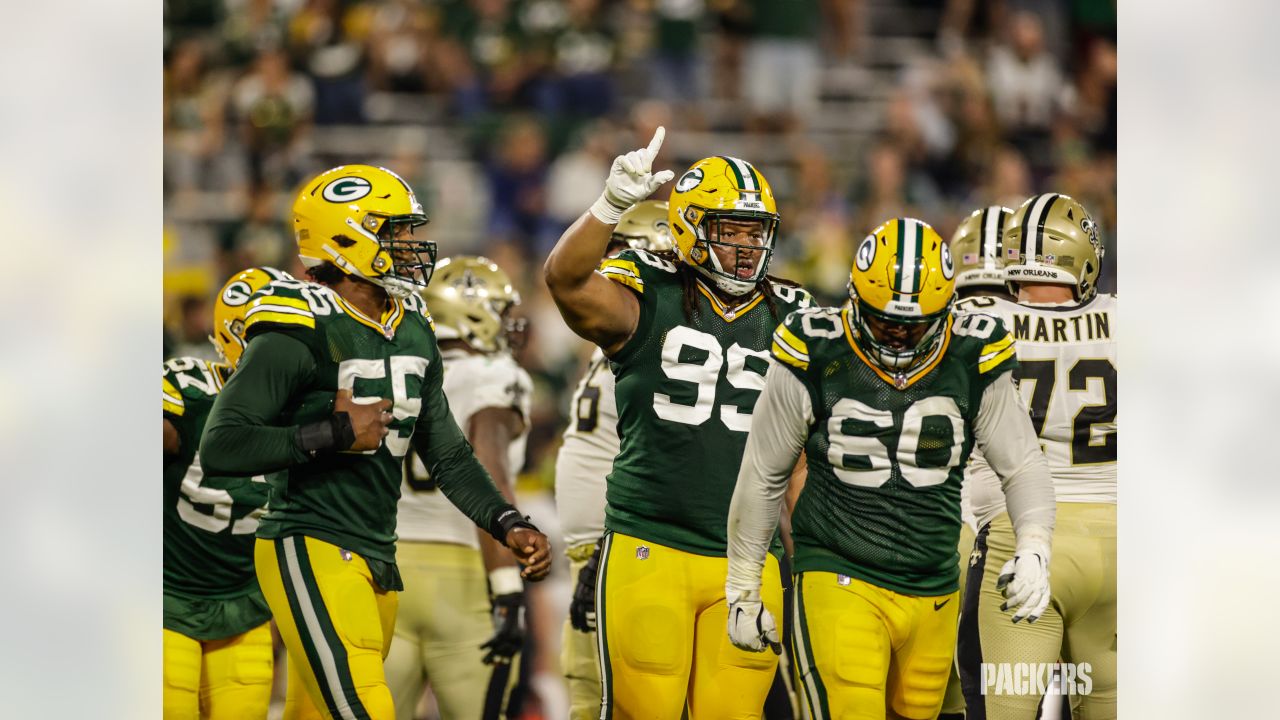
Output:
(164, 0), (1116, 499)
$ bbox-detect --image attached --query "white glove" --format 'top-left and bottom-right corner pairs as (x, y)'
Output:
(997, 541), (1051, 623)
(589, 126), (676, 225)
(726, 588), (782, 654)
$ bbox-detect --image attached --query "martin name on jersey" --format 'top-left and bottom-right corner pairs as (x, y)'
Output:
(958, 293), (1117, 526)
(398, 349), (533, 545)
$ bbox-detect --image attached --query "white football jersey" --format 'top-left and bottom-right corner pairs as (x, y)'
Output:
(554, 348), (618, 548)
(396, 349), (533, 547)
(963, 293), (1117, 528)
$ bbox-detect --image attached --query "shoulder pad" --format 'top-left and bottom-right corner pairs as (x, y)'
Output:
(771, 306), (844, 372)
(401, 291), (436, 331)
(162, 356), (225, 409)
(769, 281), (814, 311)
(954, 295), (1004, 316)
(598, 248), (679, 295)
(951, 312), (1017, 377)
(162, 374), (184, 417)
(243, 279), (326, 338)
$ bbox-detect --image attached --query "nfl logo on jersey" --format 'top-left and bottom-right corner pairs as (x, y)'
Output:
(636, 545), (650, 560)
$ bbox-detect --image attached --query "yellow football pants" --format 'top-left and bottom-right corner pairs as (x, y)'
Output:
(791, 572), (960, 720)
(940, 522), (977, 716)
(597, 532), (783, 720)
(256, 536), (399, 720)
(562, 545), (603, 720)
(958, 503), (1117, 720)
(163, 622), (273, 719)
(384, 541), (498, 720)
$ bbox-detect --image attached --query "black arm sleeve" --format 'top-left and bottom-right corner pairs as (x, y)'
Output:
(200, 332), (316, 475)
(411, 346), (520, 542)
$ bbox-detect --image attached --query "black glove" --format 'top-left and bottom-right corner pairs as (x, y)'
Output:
(570, 543), (602, 633)
(480, 592), (525, 665)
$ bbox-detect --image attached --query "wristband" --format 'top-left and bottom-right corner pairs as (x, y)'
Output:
(295, 411), (357, 455)
(488, 566), (524, 596)
(492, 507), (539, 541)
(589, 191), (629, 226)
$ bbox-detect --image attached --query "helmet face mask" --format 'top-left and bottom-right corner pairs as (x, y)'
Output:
(372, 216), (436, 296)
(693, 213), (776, 294)
(847, 218), (956, 376)
(668, 157), (780, 297)
(851, 300), (950, 371)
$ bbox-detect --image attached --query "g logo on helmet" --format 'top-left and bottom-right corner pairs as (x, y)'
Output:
(221, 281), (254, 306)
(855, 234), (876, 272)
(940, 242), (955, 280)
(322, 177), (373, 203)
(675, 168), (704, 193)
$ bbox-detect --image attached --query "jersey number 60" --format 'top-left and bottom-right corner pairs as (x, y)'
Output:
(827, 396), (964, 488)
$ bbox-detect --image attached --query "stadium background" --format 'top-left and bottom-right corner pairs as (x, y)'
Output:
(161, 0), (1116, 715)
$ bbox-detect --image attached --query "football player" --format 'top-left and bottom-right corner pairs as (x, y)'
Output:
(385, 256), (534, 720)
(956, 193), (1117, 720)
(200, 164), (551, 720)
(939, 204), (1015, 720)
(163, 266), (287, 719)
(554, 199), (673, 720)
(725, 217), (1057, 720)
(544, 127), (813, 718)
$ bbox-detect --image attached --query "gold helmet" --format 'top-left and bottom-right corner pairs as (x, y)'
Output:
(668, 156), (779, 296)
(210, 266), (294, 367)
(1004, 193), (1105, 301)
(849, 218), (956, 373)
(422, 256), (522, 353)
(950, 206), (1013, 291)
(293, 164), (433, 299)
(610, 200), (674, 255)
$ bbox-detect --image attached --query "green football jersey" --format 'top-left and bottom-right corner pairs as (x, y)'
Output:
(162, 357), (271, 640)
(599, 249), (813, 556)
(771, 305), (1018, 595)
(239, 280), (440, 567)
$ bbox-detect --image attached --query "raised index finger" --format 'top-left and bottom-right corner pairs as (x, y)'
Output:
(645, 125), (666, 158)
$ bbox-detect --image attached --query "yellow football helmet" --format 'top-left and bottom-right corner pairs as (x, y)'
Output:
(422, 256), (522, 354)
(293, 164), (433, 299)
(667, 156), (779, 296)
(950, 206), (1013, 291)
(610, 200), (674, 255)
(210, 266), (294, 367)
(1004, 193), (1105, 301)
(849, 218), (956, 372)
